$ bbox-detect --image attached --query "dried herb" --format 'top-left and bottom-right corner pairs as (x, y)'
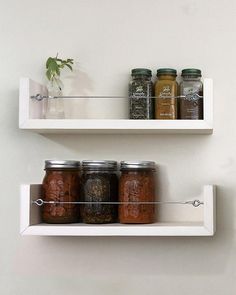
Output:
(155, 68), (178, 120)
(129, 68), (154, 119)
(80, 172), (118, 224)
(179, 69), (203, 119)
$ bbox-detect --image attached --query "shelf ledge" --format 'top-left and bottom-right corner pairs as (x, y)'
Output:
(19, 78), (213, 134)
(20, 184), (216, 236)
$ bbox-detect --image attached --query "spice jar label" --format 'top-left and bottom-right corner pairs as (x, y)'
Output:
(183, 87), (202, 101)
(159, 85), (172, 98)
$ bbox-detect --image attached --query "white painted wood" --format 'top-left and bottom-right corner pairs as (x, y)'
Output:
(20, 184), (216, 236)
(19, 78), (213, 134)
(19, 78), (48, 126)
(20, 119), (212, 134)
(20, 184), (30, 234)
(203, 78), (213, 127)
(22, 223), (208, 236)
(203, 185), (216, 235)
(20, 184), (42, 234)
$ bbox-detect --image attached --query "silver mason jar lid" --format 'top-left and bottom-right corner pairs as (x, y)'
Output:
(82, 160), (117, 170)
(120, 161), (156, 170)
(45, 160), (80, 169)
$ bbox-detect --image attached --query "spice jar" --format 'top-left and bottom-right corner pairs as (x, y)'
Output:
(179, 69), (203, 119)
(42, 160), (80, 223)
(155, 68), (178, 119)
(119, 161), (156, 224)
(80, 160), (118, 224)
(129, 68), (154, 119)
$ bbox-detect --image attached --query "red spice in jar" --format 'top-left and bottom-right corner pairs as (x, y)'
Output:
(42, 160), (80, 223)
(119, 161), (156, 224)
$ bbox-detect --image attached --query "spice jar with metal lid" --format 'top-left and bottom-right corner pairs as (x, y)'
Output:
(42, 160), (80, 223)
(129, 68), (154, 119)
(80, 160), (119, 224)
(119, 161), (156, 224)
(155, 68), (178, 119)
(179, 69), (203, 119)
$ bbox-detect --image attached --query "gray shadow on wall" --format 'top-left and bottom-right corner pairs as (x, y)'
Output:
(26, 133), (235, 276)
(40, 133), (212, 157)
(23, 185), (234, 278)
(63, 64), (95, 96)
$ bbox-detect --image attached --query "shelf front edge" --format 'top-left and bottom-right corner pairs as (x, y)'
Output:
(19, 119), (213, 134)
(22, 223), (210, 236)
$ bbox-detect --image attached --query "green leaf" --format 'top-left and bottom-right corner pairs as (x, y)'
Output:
(49, 60), (59, 71)
(65, 64), (73, 71)
(56, 67), (60, 76)
(45, 54), (74, 81)
(46, 70), (51, 81)
(46, 57), (53, 68)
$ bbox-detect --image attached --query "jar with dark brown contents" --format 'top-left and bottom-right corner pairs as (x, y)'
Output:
(119, 161), (156, 224)
(179, 69), (203, 119)
(42, 160), (80, 223)
(80, 160), (118, 224)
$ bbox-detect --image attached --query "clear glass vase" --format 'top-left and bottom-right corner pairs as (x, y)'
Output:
(44, 78), (65, 119)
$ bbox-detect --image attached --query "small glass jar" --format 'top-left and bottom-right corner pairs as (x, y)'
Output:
(42, 160), (80, 223)
(179, 69), (203, 119)
(119, 161), (156, 224)
(44, 79), (65, 119)
(155, 68), (178, 119)
(129, 68), (154, 119)
(80, 160), (118, 224)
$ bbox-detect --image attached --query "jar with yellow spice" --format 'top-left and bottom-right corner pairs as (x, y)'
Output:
(155, 68), (178, 119)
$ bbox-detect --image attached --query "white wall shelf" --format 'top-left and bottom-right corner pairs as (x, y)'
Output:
(19, 78), (213, 134)
(20, 184), (216, 236)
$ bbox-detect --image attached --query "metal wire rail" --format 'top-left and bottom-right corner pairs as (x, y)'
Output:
(32, 198), (204, 207)
(30, 94), (203, 101)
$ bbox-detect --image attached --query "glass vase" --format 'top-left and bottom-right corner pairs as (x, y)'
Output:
(44, 78), (65, 119)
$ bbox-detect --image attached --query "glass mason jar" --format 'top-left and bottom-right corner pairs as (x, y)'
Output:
(119, 161), (156, 224)
(44, 78), (65, 119)
(155, 68), (178, 119)
(179, 69), (203, 119)
(80, 160), (119, 224)
(42, 160), (80, 223)
(129, 68), (154, 119)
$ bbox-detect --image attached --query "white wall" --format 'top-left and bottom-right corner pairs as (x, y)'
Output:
(1, 0), (236, 294)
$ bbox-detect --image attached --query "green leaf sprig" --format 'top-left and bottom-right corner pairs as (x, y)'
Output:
(46, 54), (74, 82)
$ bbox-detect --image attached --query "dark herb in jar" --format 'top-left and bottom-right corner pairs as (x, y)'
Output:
(129, 68), (154, 119)
(80, 161), (118, 224)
